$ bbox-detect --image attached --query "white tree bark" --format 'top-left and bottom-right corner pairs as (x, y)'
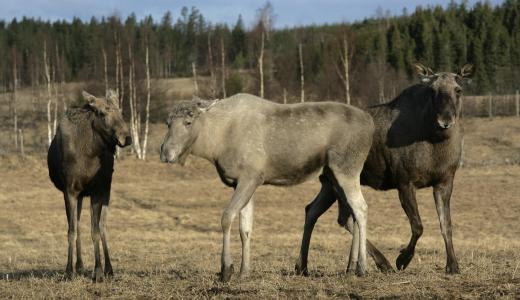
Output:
(207, 32), (217, 97)
(220, 35), (226, 98)
(299, 42), (305, 103)
(334, 33), (352, 105)
(142, 45), (151, 160)
(43, 41), (53, 147)
(102, 47), (109, 95)
(128, 44), (142, 159)
(258, 30), (265, 98)
(12, 49), (18, 151)
(192, 61), (199, 95)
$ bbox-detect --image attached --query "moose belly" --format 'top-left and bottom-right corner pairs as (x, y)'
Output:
(264, 152), (325, 186)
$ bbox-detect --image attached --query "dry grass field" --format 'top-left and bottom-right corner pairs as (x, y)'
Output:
(0, 106), (519, 298)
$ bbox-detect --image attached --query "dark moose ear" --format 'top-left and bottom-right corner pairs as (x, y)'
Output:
(456, 64), (473, 86)
(413, 63), (435, 84)
(83, 91), (108, 114)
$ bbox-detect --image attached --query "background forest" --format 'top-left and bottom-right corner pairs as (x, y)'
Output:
(0, 0), (519, 155)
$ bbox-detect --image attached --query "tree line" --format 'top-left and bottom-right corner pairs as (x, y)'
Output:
(0, 1), (519, 108)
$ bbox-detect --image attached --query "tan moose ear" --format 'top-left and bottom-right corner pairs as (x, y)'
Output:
(106, 89), (119, 108)
(83, 91), (107, 113)
(197, 98), (221, 113)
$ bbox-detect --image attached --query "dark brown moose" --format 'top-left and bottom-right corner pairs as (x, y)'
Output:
(296, 64), (472, 275)
(47, 90), (132, 282)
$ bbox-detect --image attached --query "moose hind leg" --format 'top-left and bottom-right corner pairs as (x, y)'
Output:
(90, 197), (104, 282)
(100, 204), (113, 276)
(296, 180), (336, 276)
(64, 192), (79, 278)
(75, 196), (84, 273)
(333, 172), (368, 276)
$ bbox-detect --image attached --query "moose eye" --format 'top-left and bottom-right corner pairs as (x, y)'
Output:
(455, 87), (462, 95)
(184, 120), (192, 127)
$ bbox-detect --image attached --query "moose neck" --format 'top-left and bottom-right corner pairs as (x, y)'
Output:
(190, 109), (226, 162)
(90, 117), (116, 155)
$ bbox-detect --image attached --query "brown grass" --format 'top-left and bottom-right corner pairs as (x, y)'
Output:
(1, 116), (520, 298)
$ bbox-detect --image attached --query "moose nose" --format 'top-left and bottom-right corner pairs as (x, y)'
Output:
(437, 119), (454, 129)
(124, 136), (133, 146)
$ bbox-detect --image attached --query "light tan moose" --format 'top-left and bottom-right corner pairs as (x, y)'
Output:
(160, 93), (375, 281)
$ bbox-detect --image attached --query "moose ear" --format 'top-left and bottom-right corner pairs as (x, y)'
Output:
(106, 89), (119, 108)
(459, 64), (473, 78)
(413, 63), (435, 83)
(197, 99), (220, 113)
(457, 64), (473, 86)
(83, 91), (107, 113)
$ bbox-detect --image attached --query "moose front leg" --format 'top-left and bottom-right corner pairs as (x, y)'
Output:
(220, 178), (260, 282)
(239, 195), (254, 278)
(396, 184), (422, 271)
(433, 177), (459, 274)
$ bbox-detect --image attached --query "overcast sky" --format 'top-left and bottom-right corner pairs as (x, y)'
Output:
(0, 0), (503, 28)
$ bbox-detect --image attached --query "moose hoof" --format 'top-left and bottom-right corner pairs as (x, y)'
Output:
(64, 269), (74, 281)
(355, 265), (368, 277)
(376, 261), (395, 273)
(104, 265), (114, 277)
(220, 264), (234, 282)
(446, 262), (460, 274)
(239, 270), (250, 279)
(294, 264), (309, 277)
(396, 250), (414, 271)
(75, 261), (84, 273)
(92, 268), (104, 283)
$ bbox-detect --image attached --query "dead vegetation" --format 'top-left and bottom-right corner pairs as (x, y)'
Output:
(0, 114), (519, 298)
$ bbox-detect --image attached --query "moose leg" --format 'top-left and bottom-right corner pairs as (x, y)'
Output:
(295, 181), (336, 276)
(220, 178), (260, 282)
(340, 211), (394, 273)
(75, 196), (84, 273)
(239, 195), (254, 278)
(100, 204), (113, 276)
(64, 192), (78, 278)
(346, 218), (360, 273)
(333, 173), (368, 276)
(396, 184), (422, 271)
(433, 177), (459, 274)
(90, 197), (104, 282)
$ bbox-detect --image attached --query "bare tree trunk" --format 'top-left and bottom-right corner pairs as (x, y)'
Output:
(102, 47), (109, 95)
(12, 48), (18, 151)
(283, 88), (287, 104)
(299, 42), (305, 103)
(119, 40), (125, 109)
(55, 43), (66, 111)
(128, 44), (142, 159)
(208, 32), (216, 97)
(19, 129), (24, 156)
(142, 45), (151, 160)
(52, 65), (58, 136)
(220, 35), (226, 98)
(258, 31), (265, 98)
(192, 61), (199, 95)
(342, 34), (351, 105)
(115, 34), (120, 97)
(44, 41), (53, 147)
